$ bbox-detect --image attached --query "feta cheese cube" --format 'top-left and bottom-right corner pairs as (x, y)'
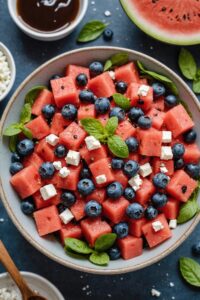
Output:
(59, 208), (74, 224)
(40, 184), (57, 201)
(96, 174), (107, 184)
(152, 221), (164, 232)
(108, 71), (115, 80)
(53, 161), (62, 170)
(139, 163), (152, 177)
(85, 136), (101, 151)
(128, 174), (143, 191)
(66, 150), (80, 166)
(162, 131), (172, 143)
(138, 85), (150, 97)
(59, 167), (70, 178)
(160, 146), (173, 160)
(169, 219), (177, 229)
(151, 289), (161, 297)
(45, 134), (59, 146)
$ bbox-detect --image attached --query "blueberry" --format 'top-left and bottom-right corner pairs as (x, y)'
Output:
(11, 152), (21, 163)
(152, 82), (166, 99)
(183, 129), (197, 144)
(128, 107), (144, 123)
(79, 90), (95, 103)
(124, 187), (136, 201)
(111, 158), (124, 170)
(172, 143), (185, 159)
(42, 104), (55, 119)
(125, 137), (139, 153)
(57, 203), (67, 214)
(95, 97), (110, 114)
(108, 247), (121, 260)
(137, 116), (152, 129)
(9, 162), (23, 175)
(39, 162), (55, 179)
(123, 160), (139, 178)
(89, 61), (104, 77)
(145, 206), (158, 220)
(54, 144), (67, 158)
(113, 222), (129, 239)
(16, 139), (34, 157)
(77, 179), (95, 196)
(192, 241), (200, 256)
(61, 191), (76, 208)
(85, 200), (102, 217)
(174, 158), (185, 170)
(151, 193), (168, 208)
(185, 163), (200, 179)
(49, 74), (60, 89)
(21, 198), (35, 215)
(153, 173), (169, 189)
(76, 73), (88, 87)
(103, 28), (113, 41)
(80, 167), (92, 179)
(164, 95), (178, 108)
(126, 203), (144, 219)
(106, 181), (123, 199)
(109, 107), (125, 122)
(61, 104), (77, 121)
(115, 81), (128, 94)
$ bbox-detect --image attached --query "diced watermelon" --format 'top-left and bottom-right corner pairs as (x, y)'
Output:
(80, 144), (107, 165)
(159, 198), (180, 220)
(137, 128), (162, 157)
(25, 116), (50, 140)
(139, 155), (150, 165)
(127, 83), (153, 111)
(50, 113), (71, 135)
(136, 179), (156, 206)
(59, 222), (82, 244)
(139, 78), (148, 85)
(59, 122), (87, 150)
(86, 188), (106, 204)
(117, 236), (143, 260)
(77, 104), (96, 121)
(115, 62), (140, 84)
(36, 139), (55, 162)
(31, 89), (55, 116)
(152, 96), (165, 111)
(33, 189), (61, 210)
(97, 113), (109, 126)
(129, 218), (147, 238)
(70, 197), (86, 221)
(23, 152), (43, 170)
(183, 144), (200, 163)
(152, 158), (174, 176)
(112, 170), (128, 188)
(147, 108), (165, 130)
(56, 165), (82, 191)
(66, 64), (90, 81)
(88, 72), (116, 98)
(127, 153), (139, 162)
(102, 197), (129, 224)
(89, 158), (115, 187)
(116, 120), (136, 140)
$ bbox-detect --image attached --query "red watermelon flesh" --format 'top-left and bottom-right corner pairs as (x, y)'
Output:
(25, 116), (50, 140)
(59, 222), (82, 244)
(50, 113), (71, 135)
(136, 178), (156, 206)
(152, 96), (165, 111)
(56, 165), (82, 191)
(33, 189), (61, 210)
(89, 158), (115, 187)
(137, 128), (162, 157)
(77, 104), (96, 121)
(159, 198), (180, 220)
(36, 139), (55, 162)
(129, 218), (147, 238)
(86, 188), (106, 204)
(115, 62), (140, 84)
(88, 72), (116, 98)
(66, 64), (90, 81)
(102, 197), (129, 224)
(70, 197), (86, 221)
(80, 144), (108, 165)
(23, 152), (43, 170)
(59, 122), (87, 151)
(127, 82), (153, 111)
(183, 144), (200, 164)
(112, 170), (128, 189)
(116, 120), (136, 140)
(97, 113), (109, 126)
(117, 236), (143, 260)
(152, 158), (174, 176)
(147, 108), (165, 130)
(31, 89), (55, 116)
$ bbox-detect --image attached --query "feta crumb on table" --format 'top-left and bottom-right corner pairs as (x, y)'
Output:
(151, 288), (161, 297)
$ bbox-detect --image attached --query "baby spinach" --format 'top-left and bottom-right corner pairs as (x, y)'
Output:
(77, 20), (108, 43)
(94, 233), (117, 252)
(104, 53), (129, 71)
(179, 257), (200, 287)
(89, 252), (110, 266)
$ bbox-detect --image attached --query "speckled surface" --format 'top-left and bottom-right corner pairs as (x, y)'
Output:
(0, 1), (200, 299)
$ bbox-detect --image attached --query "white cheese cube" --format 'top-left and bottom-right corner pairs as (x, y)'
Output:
(162, 131), (172, 143)
(160, 146), (173, 160)
(138, 85), (150, 97)
(108, 71), (115, 80)
(128, 174), (143, 191)
(169, 219), (177, 229)
(85, 136), (101, 151)
(152, 221), (164, 232)
(139, 163), (152, 177)
(59, 167), (70, 178)
(40, 184), (57, 201)
(45, 134), (59, 146)
(160, 164), (168, 173)
(66, 150), (80, 166)
(96, 174), (107, 184)
(151, 289), (161, 297)
(53, 161), (62, 171)
(59, 209), (74, 224)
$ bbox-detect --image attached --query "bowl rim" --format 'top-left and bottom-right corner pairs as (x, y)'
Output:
(0, 46), (200, 275)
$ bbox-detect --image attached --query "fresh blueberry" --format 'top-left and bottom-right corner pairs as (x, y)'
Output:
(103, 28), (113, 41)
(123, 160), (139, 178)
(61, 104), (77, 121)
(39, 162), (55, 179)
(125, 137), (139, 153)
(57, 203), (67, 214)
(11, 152), (21, 163)
(95, 97), (110, 114)
(145, 206), (158, 220)
(124, 187), (136, 201)
(183, 129), (197, 144)
(89, 61), (104, 77)
(113, 222), (129, 239)
(106, 181), (123, 199)
(152, 82), (166, 99)
(85, 200), (102, 217)
(153, 173), (169, 189)
(174, 158), (185, 170)
(115, 81), (128, 94)
(16, 139), (34, 157)
(21, 198), (35, 215)
(126, 203), (144, 219)
(109, 107), (125, 122)
(137, 116), (152, 129)
(172, 143), (185, 159)
(42, 104), (55, 119)
(77, 179), (95, 196)
(54, 144), (67, 158)
(61, 191), (76, 208)
(192, 241), (200, 256)
(128, 107), (144, 123)
(9, 162), (23, 175)
(108, 247), (121, 260)
(79, 90), (95, 103)
(111, 158), (124, 170)
(164, 94), (178, 108)
(80, 167), (92, 179)
(151, 193), (168, 208)
(185, 163), (200, 179)
(76, 73), (88, 87)
(49, 74), (61, 89)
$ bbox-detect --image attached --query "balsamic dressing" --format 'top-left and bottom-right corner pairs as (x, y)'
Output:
(17, 0), (80, 32)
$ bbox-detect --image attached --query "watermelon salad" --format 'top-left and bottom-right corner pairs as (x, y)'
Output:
(4, 54), (200, 266)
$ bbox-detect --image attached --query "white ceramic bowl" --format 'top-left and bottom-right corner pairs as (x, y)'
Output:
(0, 47), (200, 274)
(0, 271), (65, 300)
(0, 43), (16, 102)
(7, 0), (88, 41)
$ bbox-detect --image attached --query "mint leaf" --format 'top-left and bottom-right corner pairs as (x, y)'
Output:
(104, 60), (112, 72)
(22, 126), (33, 139)
(19, 103), (32, 124)
(65, 238), (93, 254)
(104, 53), (129, 71)
(105, 117), (118, 136)
(94, 233), (117, 252)
(25, 86), (46, 106)
(77, 20), (108, 43)
(3, 123), (22, 136)
(81, 118), (107, 141)
(179, 257), (200, 287)
(113, 93), (131, 110)
(89, 251), (110, 266)
(9, 135), (18, 152)
(107, 135), (129, 158)
(178, 48), (197, 80)
(65, 247), (87, 259)
(193, 77), (200, 94)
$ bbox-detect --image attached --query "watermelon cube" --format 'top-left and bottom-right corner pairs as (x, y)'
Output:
(66, 64), (90, 81)
(115, 62), (140, 84)
(136, 179), (156, 206)
(183, 144), (200, 163)
(152, 96), (165, 111)
(50, 113), (71, 135)
(86, 188), (106, 204)
(137, 128), (162, 157)
(25, 116), (50, 140)
(97, 113), (109, 126)
(112, 170), (128, 189)
(36, 139), (55, 162)
(77, 104), (96, 121)
(59, 122), (87, 150)
(152, 158), (174, 176)
(159, 198), (180, 220)
(56, 165), (82, 191)
(102, 197), (129, 224)
(33, 189), (61, 210)
(116, 120), (136, 140)
(31, 89), (55, 116)
(59, 222), (82, 244)
(88, 72), (116, 98)
(89, 158), (115, 187)
(23, 152), (43, 170)
(117, 236), (143, 260)
(70, 196), (86, 221)
(127, 82), (153, 111)
(139, 78), (148, 85)
(147, 108), (165, 130)
(80, 144), (107, 165)
(129, 218), (147, 238)
(139, 155), (150, 165)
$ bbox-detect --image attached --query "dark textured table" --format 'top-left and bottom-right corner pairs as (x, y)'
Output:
(1, 1), (200, 299)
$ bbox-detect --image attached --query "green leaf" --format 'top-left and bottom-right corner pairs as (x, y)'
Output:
(81, 118), (107, 142)
(3, 123), (22, 136)
(107, 135), (129, 158)
(65, 246), (88, 259)
(179, 257), (200, 287)
(94, 233), (117, 252)
(104, 60), (112, 72)
(19, 103), (32, 124)
(193, 78), (200, 94)
(64, 238), (93, 254)
(179, 99), (193, 118)
(104, 53), (129, 71)
(178, 48), (197, 80)
(25, 86), (46, 106)
(22, 126), (33, 139)
(77, 20), (108, 43)
(113, 93), (131, 110)
(105, 117), (118, 136)
(9, 135), (18, 152)
(89, 251), (110, 266)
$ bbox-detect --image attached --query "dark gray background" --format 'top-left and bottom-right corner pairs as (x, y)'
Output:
(1, 1), (200, 299)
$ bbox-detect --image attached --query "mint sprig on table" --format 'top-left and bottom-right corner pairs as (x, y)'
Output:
(104, 52), (129, 71)
(81, 116), (129, 158)
(179, 257), (200, 287)
(77, 20), (108, 43)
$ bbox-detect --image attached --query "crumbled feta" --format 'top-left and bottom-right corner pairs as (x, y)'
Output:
(104, 10), (111, 16)
(108, 71), (115, 80)
(59, 167), (70, 178)
(96, 174), (107, 184)
(160, 146), (173, 160)
(85, 136), (101, 151)
(45, 134), (59, 146)
(162, 131), (172, 143)
(169, 219), (177, 229)
(128, 174), (143, 191)
(139, 163), (152, 177)
(40, 184), (57, 201)
(151, 288), (161, 297)
(152, 221), (164, 232)
(0, 286), (21, 300)
(59, 208), (74, 224)
(138, 85), (150, 97)
(0, 50), (11, 98)
(53, 161), (62, 171)
(66, 150), (80, 166)
(160, 164), (168, 173)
